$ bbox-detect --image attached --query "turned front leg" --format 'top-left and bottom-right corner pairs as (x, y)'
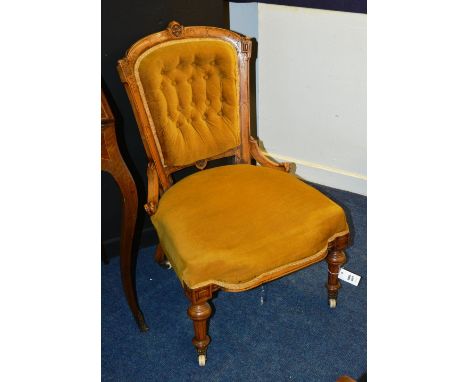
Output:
(326, 249), (346, 308)
(188, 302), (212, 364)
(185, 284), (216, 366)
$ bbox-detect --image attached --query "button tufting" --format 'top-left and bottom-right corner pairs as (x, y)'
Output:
(218, 110), (223, 116)
(203, 75), (209, 80)
(172, 81), (176, 86)
(191, 101), (195, 106)
(206, 100), (211, 105)
(202, 114), (207, 120)
(187, 78), (193, 83)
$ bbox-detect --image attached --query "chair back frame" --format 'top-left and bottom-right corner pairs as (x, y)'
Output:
(117, 21), (253, 193)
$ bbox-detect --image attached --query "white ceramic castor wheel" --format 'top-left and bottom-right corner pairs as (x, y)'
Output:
(198, 354), (206, 367)
(329, 299), (337, 308)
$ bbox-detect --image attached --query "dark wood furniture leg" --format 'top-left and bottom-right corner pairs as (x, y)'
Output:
(154, 244), (172, 269)
(326, 236), (348, 308)
(184, 285), (216, 366)
(102, 124), (149, 332)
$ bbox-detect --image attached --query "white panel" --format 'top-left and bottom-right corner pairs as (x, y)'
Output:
(229, 3), (366, 194)
(258, 4), (366, 194)
(229, 2), (258, 38)
(229, 2), (260, 126)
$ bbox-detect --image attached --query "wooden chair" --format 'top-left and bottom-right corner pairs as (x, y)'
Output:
(117, 21), (349, 366)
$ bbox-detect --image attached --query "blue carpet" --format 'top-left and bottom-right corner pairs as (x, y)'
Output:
(102, 183), (366, 381)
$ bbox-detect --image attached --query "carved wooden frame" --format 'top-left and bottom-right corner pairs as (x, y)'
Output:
(117, 21), (349, 366)
(117, 21), (291, 214)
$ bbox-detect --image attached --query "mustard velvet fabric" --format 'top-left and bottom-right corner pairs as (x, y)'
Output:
(152, 165), (349, 290)
(136, 39), (240, 167)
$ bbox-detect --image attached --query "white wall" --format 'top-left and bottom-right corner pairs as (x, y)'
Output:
(229, 2), (259, 125)
(229, 2), (258, 39)
(230, 2), (367, 195)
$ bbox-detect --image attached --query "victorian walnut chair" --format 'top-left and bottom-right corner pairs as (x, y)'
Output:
(117, 21), (349, 366)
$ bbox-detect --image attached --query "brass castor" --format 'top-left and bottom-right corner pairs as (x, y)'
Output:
(198, 354), (206, 366)
(160, 259), (172, 269)
(329, 298), (337, 308)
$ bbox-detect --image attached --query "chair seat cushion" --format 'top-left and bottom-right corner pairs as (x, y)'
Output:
(152, 164), (349, 290)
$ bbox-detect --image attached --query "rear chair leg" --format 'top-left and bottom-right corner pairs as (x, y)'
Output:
(326, 249), (347, 308)
(154, 244), (172, 269)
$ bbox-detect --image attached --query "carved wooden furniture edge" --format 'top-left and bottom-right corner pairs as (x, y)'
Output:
(184, 283), (221, 304)
(144, 161), (159, 216)
(164, 146), (241, 175)
(101, 89), (114, 123)
(184, 232), (349, 293)
(122, 21), (250, 61)
(249, 136), (293, 173)
(117, 57), (172, 191)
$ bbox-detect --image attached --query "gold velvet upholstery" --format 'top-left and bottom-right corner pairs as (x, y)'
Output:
(119, 22), (351, 365)
(135, 39), (240, 167)
(153, 165), (349, 290)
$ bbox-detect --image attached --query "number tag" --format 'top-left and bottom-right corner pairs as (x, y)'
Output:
(338, 268), (361, 286)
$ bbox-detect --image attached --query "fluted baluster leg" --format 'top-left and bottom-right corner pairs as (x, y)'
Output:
(184, 285), (215, 366)
(188, 302), (212, 366)
(326, 249), (347, 308)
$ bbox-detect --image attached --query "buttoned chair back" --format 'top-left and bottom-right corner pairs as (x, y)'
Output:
(118, 21), (252, 192)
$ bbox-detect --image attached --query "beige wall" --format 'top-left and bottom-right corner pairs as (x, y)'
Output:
(230, 3), (367, 194)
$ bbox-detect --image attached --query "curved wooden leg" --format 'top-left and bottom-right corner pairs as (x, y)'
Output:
(118, 179), (149, 332)
(185, 285), (216, 366)
(154, 244), (172, 269)
(102, 125), (148, 332)
(326, 249), (347, 308)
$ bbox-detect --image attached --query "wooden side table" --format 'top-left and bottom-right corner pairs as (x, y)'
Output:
(101, 89), (148, 332)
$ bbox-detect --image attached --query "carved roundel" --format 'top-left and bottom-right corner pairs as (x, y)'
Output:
(195, 159), (208, 170)
(240, 38), (251, 58)
(168, 21), (184, 37)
